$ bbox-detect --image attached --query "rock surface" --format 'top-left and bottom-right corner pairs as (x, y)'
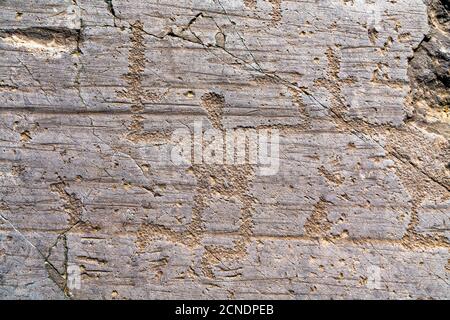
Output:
(0, 0), (448, 299)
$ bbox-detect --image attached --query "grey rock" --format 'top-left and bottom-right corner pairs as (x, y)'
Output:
(0, 0), (448, 300)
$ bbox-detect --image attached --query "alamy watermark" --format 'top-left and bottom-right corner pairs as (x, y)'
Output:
(67, 264), (81, 291)
(169, 121), (280, 176)
(366, 265), (382, 290)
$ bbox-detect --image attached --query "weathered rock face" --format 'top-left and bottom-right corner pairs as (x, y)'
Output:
(0, 0), (448, 300)
(408, 0), (450, 138)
